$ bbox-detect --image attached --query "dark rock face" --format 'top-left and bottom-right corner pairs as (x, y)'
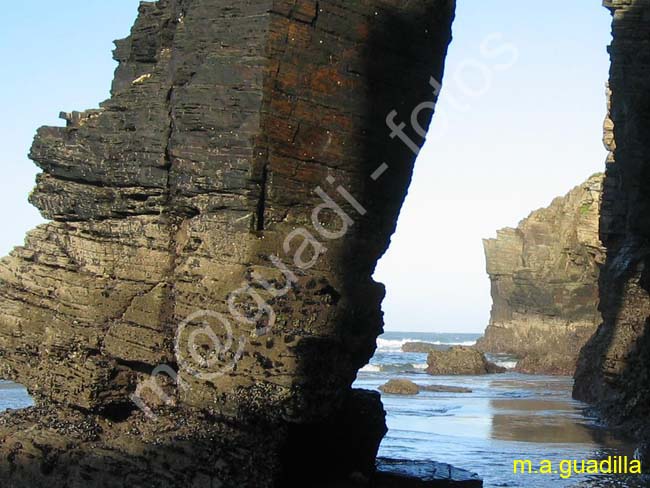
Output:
(0, 404), (284, 487)
(477, 174), (606, 375)
(282, 389), (388, 485)
(315, 459), (483, 487)
(426, 346), (503, 375)
(515, 353), (578, 376)
(0, 0), (456, 486)
(574, 0), (650, 439)
(375, 459), (483, 488)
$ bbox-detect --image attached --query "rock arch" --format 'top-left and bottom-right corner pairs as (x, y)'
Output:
(1, 0), (649, 485)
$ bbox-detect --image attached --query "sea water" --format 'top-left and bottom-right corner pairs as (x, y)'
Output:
(0, 332), (645, 487)
(354, 331), (645, 488)
(0, 380), (32, 411)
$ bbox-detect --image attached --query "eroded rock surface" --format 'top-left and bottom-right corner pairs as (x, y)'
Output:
(0, 0), (456, 486)
(378, 379), (472, 395)
(574, 0), (650, 440)
(375, 459), (483, 488)
(477, 174), (606, 375)
(426, 346), (503, 375)
(379, 378), (420, 395)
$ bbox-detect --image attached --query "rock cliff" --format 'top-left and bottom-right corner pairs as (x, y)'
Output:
(477, 174), (606, 375)
(0, 1), (456, 486)
(574, 0), (650, 441)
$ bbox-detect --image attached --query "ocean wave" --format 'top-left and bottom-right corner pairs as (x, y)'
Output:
(360, 364), (381, 373)
(493, 360), (518, 369)
(485, 353), (519, 370)
(376, 338), (476, 352)
(359, 363), (429, 374)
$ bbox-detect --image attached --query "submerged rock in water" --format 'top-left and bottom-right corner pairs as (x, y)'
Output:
(0, 0), (456, 485)
(477, 173), (606, 376)
(402, 341), (449, 353)
(426, 346), (504, 375)
(379, 379), (420, 395)
(420, 384), (472, 393)
(379, 379), (473, 395)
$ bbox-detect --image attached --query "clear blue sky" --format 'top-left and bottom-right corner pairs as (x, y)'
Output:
(0, 1), (141, 255)
(0, 1), (611, 334)
(375, 0), (612, 332)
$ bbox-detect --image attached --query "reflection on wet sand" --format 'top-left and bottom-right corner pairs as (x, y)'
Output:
(489, 385), (629, 447)
(356, 342), (646, 487)
(489, 377), (574, 394)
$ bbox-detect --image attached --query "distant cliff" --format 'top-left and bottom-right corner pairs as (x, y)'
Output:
(477, 174), (606, 375)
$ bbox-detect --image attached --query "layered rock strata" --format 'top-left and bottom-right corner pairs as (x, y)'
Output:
(574, 0), (650, 441)
(375, 459), (482, 487)
(0, 0), (456, 486)
(477, 174), (606, 375)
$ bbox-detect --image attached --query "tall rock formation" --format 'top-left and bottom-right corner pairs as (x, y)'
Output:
(478, 174), (606, 375)
(574, 0), (650, 441)
(0, 1), (456, 486)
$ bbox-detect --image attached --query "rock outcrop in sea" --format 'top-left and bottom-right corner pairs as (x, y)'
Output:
(0, 1), (460, 486)
(379, 379), (421, 396)
(426, 346), (505, 375)
(477, 174), (606, 375)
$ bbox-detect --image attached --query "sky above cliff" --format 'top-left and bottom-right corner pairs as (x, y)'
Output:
(376, 0), (612, 332)
(0, 1), (611, 333)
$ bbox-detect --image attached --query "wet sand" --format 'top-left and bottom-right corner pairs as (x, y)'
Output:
(355, 367), (644, 488)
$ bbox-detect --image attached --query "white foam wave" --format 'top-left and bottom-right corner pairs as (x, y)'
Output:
(376, 338), (476, 352)
(494, 360), (518, 370)
(360, 364), (381, 373)
(412, 363), (428, 370)
(376, 338), (415, 351)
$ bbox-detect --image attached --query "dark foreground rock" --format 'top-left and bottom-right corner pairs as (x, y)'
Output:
(477, 173), (606, 375)
(426, 347), (505, 375)
(0, 0), (456, 486)
(374, 459), (483, 487)
(316, 459), (484, 487)
(574, 0), (650, 442)
(0, 389), (388, 487)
